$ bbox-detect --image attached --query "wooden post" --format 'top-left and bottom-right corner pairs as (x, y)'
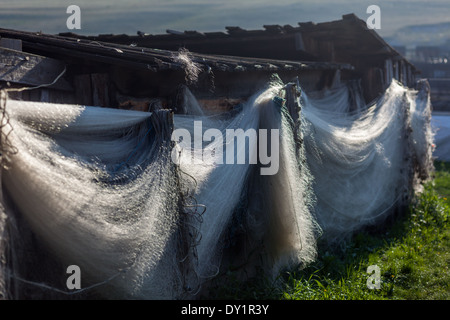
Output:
(40, 89), (50, 102)
(91, 73), (110, 107)
(73, 74), (93, 106)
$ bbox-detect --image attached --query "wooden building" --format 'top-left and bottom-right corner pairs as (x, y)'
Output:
(60, 13), (419, 104)
(0, 29), (351, 113)
(1, 13), (418, 112)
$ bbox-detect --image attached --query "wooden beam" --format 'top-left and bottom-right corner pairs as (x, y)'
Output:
(0, 47), (72, 91)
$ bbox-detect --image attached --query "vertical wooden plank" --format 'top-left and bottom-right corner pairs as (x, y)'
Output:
(385, 59), (393, 85)
(294, 33), (305, 51)
(0, 38), (22, 51)
(407, 66), (413, 87)
(51, 90), (76, 104)
(401, 62), (407, 86)
(394, 61), (399, 81)
(73, 74), (93, 106)
(28, 89), (41, 102)
(318, 41), (335, 62)
(40, 89), (50, 102)
(91, 73), (110, 107)
(4, 89), (22, 101)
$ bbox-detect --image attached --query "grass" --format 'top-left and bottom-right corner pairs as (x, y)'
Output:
(213, 161), (450, 300)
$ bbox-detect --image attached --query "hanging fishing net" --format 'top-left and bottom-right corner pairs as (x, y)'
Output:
(0, 78), (320, 299)
(300, 78), (433, 240)
(0, 74), (433, 299)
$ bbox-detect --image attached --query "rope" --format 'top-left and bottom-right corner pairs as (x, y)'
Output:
(4, 66), (67, 93)
(0, 66), (67, 169)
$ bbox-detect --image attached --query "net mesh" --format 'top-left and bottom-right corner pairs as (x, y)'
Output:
(0, 76), (433, 299)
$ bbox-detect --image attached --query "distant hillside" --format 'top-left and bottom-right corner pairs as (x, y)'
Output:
(1, 1), (449, 48)
(386, 21), (450, 47)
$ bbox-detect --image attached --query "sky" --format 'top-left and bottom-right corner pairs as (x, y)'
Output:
(1, 0), (449, 45)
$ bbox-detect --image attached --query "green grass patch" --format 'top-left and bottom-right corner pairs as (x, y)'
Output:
(212, 161), (450, 300)
(434, 161), (450, 207)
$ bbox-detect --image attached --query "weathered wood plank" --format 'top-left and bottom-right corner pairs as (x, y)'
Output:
(73, 74), (93, 106)
(0, 47), (72, 91)
(0, 38), (22, 51)
(91, 73), (110, 107)
(40, 88), (50, 102)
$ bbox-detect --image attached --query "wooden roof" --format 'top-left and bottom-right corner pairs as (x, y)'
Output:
(0, 28), (353, 74)
(57, 13), (416, 71)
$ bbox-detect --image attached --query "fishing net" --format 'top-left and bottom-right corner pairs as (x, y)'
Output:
(0, 75), (433, 299)
(0, 78), (320, 299)
(173, 79), (319, 286)
(301, 79), (433, 240)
